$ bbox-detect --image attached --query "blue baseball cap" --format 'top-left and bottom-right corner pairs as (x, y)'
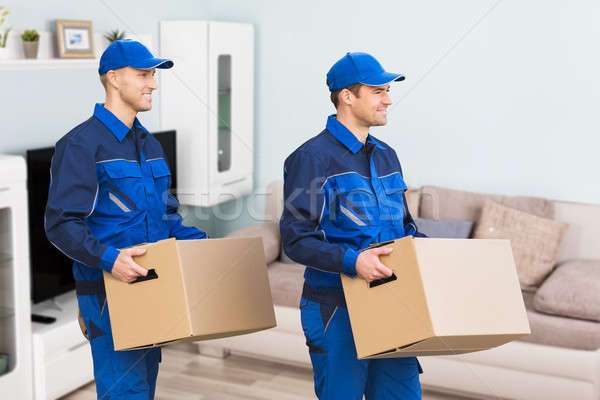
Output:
(98, 39), (173, 75)
(326, 52), (405, 91)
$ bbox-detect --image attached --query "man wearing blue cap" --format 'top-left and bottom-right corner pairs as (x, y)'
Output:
(280, 52), (425, 399)
(45, 40), (206, 399)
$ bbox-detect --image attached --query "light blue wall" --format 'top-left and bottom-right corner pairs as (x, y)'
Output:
(1, 0), (210, 152)
(2, 0), (599, 237)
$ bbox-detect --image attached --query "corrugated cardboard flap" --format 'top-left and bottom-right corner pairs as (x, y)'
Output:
(367, 333), (528, 359)
(104, 238), (192, 351)
(414, 238), (531, 338)
(177, 237), (277, 337)
(342, 237), (434, 359)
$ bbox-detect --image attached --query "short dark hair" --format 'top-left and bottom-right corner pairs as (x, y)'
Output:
(100, 73), (108, 89)
(327, 81), (363, 108)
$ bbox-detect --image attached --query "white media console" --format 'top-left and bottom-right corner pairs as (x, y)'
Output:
(31, 291), (94, 399)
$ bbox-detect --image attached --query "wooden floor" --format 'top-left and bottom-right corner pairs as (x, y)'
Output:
(61, 344), (470, 400)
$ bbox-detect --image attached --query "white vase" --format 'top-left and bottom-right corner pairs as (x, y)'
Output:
(0, 47), (9, 60)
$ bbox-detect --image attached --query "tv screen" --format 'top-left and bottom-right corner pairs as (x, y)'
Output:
(28, 130), (177, 303)
(153, 130), (177, 190)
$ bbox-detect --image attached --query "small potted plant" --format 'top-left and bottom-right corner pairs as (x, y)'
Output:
(21, 29), (39, 59)
(104, 29), (126, 44)
(0, 6), (11, 60)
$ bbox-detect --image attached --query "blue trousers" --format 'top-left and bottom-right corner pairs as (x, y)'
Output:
(300, 298), (422, 400)
(79, 293), (161, 400)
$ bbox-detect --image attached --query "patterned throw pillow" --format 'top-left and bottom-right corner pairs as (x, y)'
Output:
(473, 200), (568, 291)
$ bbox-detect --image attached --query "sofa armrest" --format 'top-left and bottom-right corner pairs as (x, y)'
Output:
(226, 222), (281, 264)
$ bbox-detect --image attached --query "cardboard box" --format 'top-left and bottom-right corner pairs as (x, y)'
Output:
(341, 237), (530, 359)
(103, 237), (276, 351)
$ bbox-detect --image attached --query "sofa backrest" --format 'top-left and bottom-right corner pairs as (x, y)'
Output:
(265, 180), (284, 224)
(554, 200), (600, 262)
(267, 180), (599, 262)
(419, 186), (555, 221)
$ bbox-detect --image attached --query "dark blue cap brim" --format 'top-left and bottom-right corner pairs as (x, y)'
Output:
(131, 58), (174, 70)
(360, 72), (405, 86)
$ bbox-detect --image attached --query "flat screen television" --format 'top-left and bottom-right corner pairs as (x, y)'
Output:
(27, 130), (177, 303)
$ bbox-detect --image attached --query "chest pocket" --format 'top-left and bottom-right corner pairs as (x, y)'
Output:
(102, 160), (143, 213)
(331, 173), (376, 228)
(379, 173), (407, 224)
(148, 158), (171, 203)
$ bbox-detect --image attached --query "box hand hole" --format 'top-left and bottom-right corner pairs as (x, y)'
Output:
(129, 268), (159, 284)
(369, 273), (397, 288)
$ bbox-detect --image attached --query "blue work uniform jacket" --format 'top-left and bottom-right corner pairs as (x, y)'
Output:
(280, 114), (424, 290)
(45, 103), (206, 284)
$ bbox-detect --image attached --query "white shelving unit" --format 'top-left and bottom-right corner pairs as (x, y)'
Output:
(160, 21), (254, 207)
(0, 155), (32, 399)
(31, 292), (93, 400)
(0, 58), (97, 71)
(0, 31), (152, 71)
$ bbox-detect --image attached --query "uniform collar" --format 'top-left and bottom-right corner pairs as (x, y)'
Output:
(326, 114), (386, 154)
(326, 114), (363, 154)
(93, 103), (146, 142)
(366, 135), (386, 150)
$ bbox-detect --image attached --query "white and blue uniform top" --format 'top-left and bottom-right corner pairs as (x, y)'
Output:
(280, 114), (424, 290)
(45, 103), (206, 283)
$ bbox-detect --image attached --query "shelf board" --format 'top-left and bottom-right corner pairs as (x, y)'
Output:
(0, 31), (152, 72)
(0, 306), (14, 320)
(0, 58), (97, 71)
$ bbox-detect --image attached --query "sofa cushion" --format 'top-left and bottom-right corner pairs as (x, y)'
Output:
(473, 200), (568, 291)
(533, 260), (600, 322)
(419, 185), (555, 222)
(226, 222), (281, 264)
(414, 218), (473, 238)
(267, 261), (305, 308)
(521, 291), (600, 351)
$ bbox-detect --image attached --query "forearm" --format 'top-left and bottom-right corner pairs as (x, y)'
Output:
(45, 215), (119, 271)
(280, 219), (358, 276)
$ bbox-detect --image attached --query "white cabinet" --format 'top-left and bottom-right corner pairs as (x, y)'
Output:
(160, 21), (254, 207)
(0, 155), (32, 399)
(31, 292), (93, 400)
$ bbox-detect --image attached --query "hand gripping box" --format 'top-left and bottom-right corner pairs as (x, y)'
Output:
(341, 237), (530, 359)
(103, 237), (276, 351)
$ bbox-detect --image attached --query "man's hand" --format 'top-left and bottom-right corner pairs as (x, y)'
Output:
(355, 247), (393, 283)
(111, 248), (148, 283)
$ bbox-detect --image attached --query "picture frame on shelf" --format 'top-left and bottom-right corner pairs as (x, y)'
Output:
(56, 20), (94, 58)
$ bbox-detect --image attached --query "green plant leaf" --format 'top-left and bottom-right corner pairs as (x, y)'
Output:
(21, 29), (40, 42)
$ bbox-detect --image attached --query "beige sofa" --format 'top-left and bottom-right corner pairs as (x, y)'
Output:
(197, 181), (600, 400)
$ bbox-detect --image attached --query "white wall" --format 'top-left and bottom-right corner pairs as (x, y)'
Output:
(209, 0), (600, 207)
(1, 0), (598, 235)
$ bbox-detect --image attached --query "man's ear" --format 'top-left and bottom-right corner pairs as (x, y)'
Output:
(339, 88), (354, 107)
(105, 70), (119, 89)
